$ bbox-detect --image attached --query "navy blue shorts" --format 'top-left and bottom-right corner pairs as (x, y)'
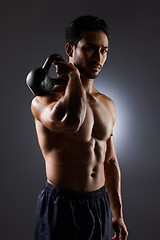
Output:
(35, 182), (111, 240)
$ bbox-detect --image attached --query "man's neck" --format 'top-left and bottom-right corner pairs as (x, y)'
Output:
(69, 58), (94, 94)
(80, 75), (94, 94)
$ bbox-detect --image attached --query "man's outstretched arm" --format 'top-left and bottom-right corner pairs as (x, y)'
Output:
(31, 61), (86, 133)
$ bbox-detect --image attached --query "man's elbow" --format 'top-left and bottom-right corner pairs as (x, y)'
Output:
(48, 115), (81, 133)
(64, 115), (81, 133)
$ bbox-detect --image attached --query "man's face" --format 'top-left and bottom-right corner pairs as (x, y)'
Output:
(72, 30), (109, 80)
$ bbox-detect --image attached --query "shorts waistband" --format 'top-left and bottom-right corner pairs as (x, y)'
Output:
(44, 182), (107, 200)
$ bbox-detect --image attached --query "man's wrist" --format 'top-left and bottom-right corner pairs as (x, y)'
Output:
(112, 216), (123, 221)
(68, 68), (80, 79)
(112, 206), (123, 221)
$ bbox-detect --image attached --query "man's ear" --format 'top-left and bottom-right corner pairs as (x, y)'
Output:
(65, 43), (74, 57)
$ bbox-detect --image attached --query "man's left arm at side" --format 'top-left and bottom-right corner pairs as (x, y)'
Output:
(104, 135), (128, 240)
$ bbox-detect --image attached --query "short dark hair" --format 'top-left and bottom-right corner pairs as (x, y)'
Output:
(65, 15), (109, 47)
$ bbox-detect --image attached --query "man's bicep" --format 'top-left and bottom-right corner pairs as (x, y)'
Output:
(31, 96), (58, 126)
(31, 95), (76, 133)
(105, 99), (117, 162)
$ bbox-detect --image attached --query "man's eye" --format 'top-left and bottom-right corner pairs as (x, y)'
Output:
(101, 49), (108, 54)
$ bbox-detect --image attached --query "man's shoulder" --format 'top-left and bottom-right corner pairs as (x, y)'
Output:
(100, 93), (115, 106)
(93, 89), (116, 122)
(31, 87), (65, 106)
(93, 88), (115, 106)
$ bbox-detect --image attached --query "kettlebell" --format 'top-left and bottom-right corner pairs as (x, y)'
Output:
(26, 54), (66, 96)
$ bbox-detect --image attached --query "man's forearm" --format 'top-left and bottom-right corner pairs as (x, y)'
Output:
(105, 158), (123, 219)
(49, 68), (87, 133)
(64, 70), (87, 127)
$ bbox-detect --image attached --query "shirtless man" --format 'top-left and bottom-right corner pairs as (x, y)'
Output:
(31, 16), (128, 240)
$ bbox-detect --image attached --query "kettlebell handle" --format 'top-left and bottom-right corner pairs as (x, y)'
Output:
(26, 54), (66, 96)
(42, 54), (65, 71)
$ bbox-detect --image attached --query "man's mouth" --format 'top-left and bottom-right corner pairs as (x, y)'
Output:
(89, 62), (102, 70)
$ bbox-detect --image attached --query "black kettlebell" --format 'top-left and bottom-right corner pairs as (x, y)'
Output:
(26, 54), (66, 96)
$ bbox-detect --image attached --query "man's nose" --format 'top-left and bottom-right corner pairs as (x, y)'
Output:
(93, 50), (102, 62)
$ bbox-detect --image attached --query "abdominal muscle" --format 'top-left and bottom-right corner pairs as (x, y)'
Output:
(36, 122), (107, 192)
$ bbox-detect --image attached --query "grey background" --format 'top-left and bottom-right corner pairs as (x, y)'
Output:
(1, 0), (160, 239)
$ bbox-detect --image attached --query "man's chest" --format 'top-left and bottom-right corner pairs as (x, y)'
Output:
(75, 98), (114, 141)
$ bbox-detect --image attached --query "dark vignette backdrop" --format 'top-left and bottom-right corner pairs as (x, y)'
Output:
(1, 0), (160, 239)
